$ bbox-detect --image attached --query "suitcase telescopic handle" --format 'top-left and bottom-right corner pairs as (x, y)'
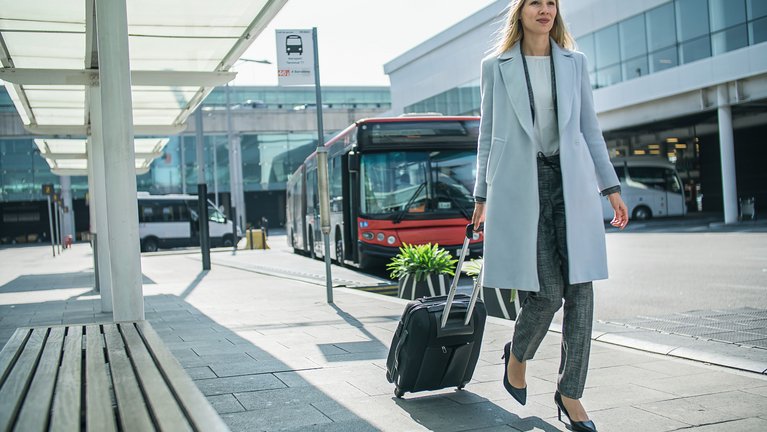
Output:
(440, 223), (484, 329)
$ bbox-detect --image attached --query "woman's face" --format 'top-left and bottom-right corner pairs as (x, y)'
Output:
(520, 0), (558, 37)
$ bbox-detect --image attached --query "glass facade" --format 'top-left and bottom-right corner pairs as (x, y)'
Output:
(0, 138), (88, 201)
(404, 79), (480, 116)
(577, 0), (766, 88)
(203, 86), (390, 110)
(0, 86), (391, 202)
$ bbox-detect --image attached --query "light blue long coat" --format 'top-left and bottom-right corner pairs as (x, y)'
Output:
(474, 40), (619, 292)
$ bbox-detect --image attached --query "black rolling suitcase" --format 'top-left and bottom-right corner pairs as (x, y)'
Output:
(386, 224), (487, 398)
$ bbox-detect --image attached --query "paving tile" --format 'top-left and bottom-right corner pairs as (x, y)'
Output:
(209, 358), (318, 378)
(279, 419), (382, 432)
(587, 405), (689, 431)
(206, 394), (245, 414)
(562, 383), (675, 411)
(194, 374), (286, 396)
(221, 404), (332, 432)
(741, 385), (767, 398)
(681, 417), (767, 431)
(633, 359), (714, 377)
(634, 396), (741, 426)
(636, 372), (766, 398)
(186, 366), (217, 380)
(683, 390), (767, 419)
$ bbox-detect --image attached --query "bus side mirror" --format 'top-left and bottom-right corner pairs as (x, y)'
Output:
(349, 152), (359, 172)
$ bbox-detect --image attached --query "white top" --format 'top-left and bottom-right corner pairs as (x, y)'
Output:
(527, 56), (559, 156)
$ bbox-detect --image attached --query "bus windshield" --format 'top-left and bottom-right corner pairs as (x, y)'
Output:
(360, 150), (475, 218)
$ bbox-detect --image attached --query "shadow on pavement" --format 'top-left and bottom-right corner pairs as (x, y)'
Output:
(393, 391), (563, 432)
(0, 272), (156, 293)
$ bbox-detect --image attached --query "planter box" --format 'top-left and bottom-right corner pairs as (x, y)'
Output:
(480, 287), (527, 320)
(397, 273), (449, 300)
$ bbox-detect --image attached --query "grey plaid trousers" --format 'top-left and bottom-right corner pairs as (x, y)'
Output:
(510, 154), (594, 399)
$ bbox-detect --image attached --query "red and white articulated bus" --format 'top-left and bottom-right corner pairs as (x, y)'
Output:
(286, 116), (484, 269)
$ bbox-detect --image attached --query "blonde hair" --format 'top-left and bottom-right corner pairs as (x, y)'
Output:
(493, 0), (576, 55)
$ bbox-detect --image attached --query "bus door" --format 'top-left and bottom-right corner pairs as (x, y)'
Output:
(186, 200), (200, 245)
(306, 167), (319, 255)
(625, 166), (668, 217)
(664, 168), (686, 216)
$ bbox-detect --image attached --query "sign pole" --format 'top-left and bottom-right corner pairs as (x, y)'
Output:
(53, 197), (61, 255)
(47, 195), (55, 257)
(312, 27), (332, 303)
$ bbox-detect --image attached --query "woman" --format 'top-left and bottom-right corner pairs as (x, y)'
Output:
(470, 1), (628, 431)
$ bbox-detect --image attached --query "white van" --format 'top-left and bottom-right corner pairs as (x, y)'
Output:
(601, 158), (686, 220)
(137, 193), (240, 252)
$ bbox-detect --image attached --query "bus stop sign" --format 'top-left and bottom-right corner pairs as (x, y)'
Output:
(42, 183), (54, 195)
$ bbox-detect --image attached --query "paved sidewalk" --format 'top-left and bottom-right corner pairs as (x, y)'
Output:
(2, 244), (767, 431)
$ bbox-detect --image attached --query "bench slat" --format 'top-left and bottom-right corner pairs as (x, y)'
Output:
(15, 327), (65, 432)
(0, 328), (46, 431)
(0, 328), (31, 388)
(136, 321), (230, 432)
(119, 323), (192, 432)
(49, 327), (84, 432)
(85, 325), (117, 432)
(103, 324), (155, 432)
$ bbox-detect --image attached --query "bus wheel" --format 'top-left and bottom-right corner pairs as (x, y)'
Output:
(142, 237), (158, 253)
(222, 234), (234, 247)
(633, 206), (652, 220)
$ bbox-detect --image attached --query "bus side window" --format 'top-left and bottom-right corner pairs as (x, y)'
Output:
(627, 167), (665, 191)
(140, 203), (154, 222)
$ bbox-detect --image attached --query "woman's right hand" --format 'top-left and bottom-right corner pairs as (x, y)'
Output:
(471, 202), (486, 230)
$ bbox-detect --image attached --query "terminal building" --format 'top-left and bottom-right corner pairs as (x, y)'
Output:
(0, 86), (390, 243)
(385, 0), (767, 222)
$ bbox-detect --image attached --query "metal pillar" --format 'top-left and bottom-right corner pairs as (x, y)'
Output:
(54, 199), (61, 254)
(180, 137), (187, 194)
(46, 196), (55, 257)
(225, 84), (239, 252)
(195, 108), (211, 270)
(60, 176), (75, 243)
(717, 84), (738, 224)
(89, 90), (114, 312)
(85, 140), (99, 292)
(96, 0), (144, 321)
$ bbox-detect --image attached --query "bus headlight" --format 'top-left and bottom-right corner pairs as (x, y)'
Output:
(376, 233), (385, 241)
(362, 232), (374, 240)
(387, 235), (396, 245)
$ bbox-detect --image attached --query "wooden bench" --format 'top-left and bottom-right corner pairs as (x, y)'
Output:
(0, 321), (229, 431)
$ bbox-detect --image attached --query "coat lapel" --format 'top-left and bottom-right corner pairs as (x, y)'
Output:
(551, 39), (575, 134)
(498, 44), (535, 141)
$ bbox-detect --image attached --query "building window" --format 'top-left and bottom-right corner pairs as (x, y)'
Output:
(751, 16), (767, 44)
(679, 35), (711, 63)
(649, 46), (679, 73)
(646, 3), (677, 53)
(622, 56), (650, 80)
(709, 0), (747, 32)
(620, 15), (648, 61)
(748, 0), (767, 20)
(712, 24), (749, 54)
(676, 0), (710, 42)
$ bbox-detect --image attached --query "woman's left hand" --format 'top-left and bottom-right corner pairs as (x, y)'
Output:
(608, 193), (629, 229)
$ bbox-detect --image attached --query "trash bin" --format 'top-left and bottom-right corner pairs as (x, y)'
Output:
(739, 197), (756, 221)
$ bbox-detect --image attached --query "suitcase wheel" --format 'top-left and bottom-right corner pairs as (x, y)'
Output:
(457, 384), (465, 391)
(394, 387), (404, 398)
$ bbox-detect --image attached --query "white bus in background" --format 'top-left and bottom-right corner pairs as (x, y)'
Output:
(602, 158), (686, 221)
(137, 193), (241, 252)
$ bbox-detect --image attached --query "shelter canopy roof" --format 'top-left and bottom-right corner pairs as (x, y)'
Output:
(0, 0), (286, 175)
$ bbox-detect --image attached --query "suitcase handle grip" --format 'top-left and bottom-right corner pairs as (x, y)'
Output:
(441, 224), (483, 329)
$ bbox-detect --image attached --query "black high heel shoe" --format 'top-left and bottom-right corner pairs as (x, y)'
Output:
(554, 391), (597, 432)
(501, 342), (526, 405)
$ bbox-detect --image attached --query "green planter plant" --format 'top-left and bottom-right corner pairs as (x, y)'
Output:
(387, 243), (458, 300)
(462, 257), (526, 320)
